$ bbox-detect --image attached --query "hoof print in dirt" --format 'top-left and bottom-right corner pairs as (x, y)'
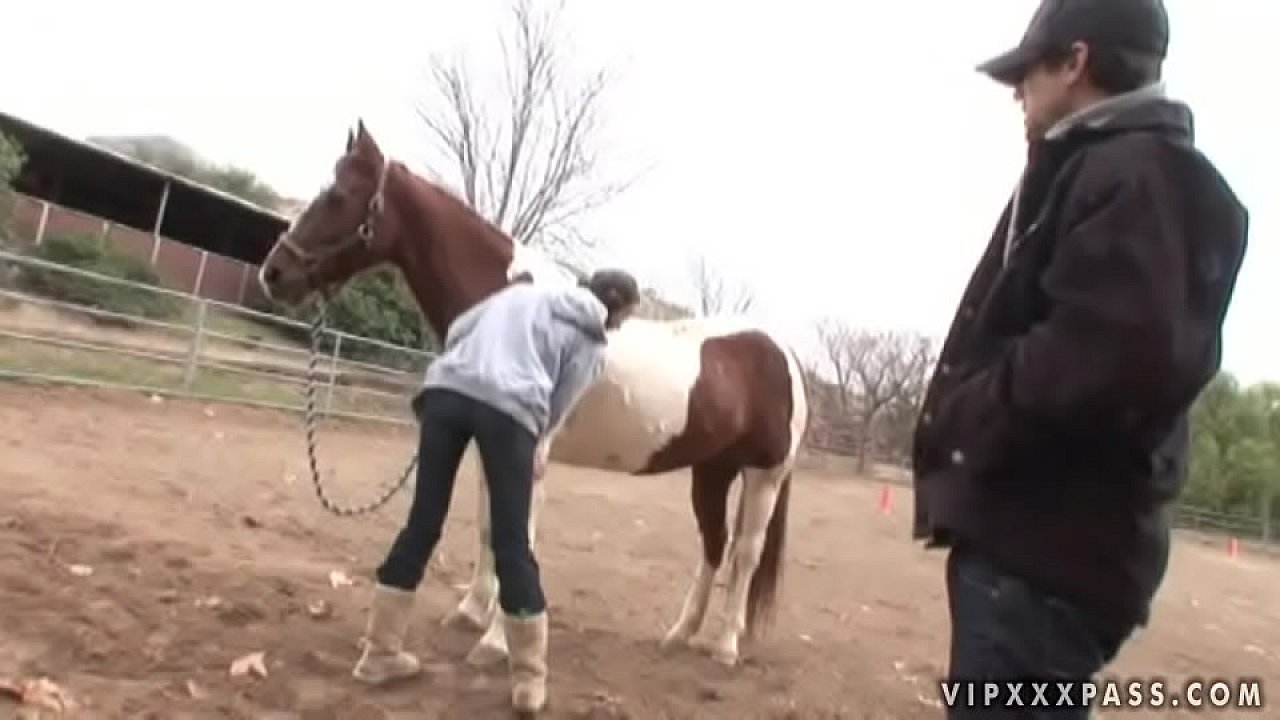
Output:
(217, 602), (267, 627)
(695, 684), (725, 702)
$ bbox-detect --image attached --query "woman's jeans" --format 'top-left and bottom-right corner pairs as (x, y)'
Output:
(376, 387), (544, 615)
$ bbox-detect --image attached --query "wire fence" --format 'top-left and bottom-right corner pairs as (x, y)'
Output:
(0, 247), (432, 426)
(802, 428), (1276, 547)
(1173, 504), (1273, 545)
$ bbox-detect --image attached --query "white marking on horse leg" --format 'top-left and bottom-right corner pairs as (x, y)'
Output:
(660, 556), (717, 650)
(445, 458), (497, 630)
(465, 461), (546, 666)
(708, 466), (785, 666)
(466, 611), (510, 666)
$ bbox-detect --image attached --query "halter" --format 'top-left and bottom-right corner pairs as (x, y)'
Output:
(277, 155), (395, 297)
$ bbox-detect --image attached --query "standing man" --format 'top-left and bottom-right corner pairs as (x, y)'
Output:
(911, 0), (1249, 716)
(352, 268), (640, 716)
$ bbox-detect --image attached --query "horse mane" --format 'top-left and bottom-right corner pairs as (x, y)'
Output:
(400, 162), (583, 287)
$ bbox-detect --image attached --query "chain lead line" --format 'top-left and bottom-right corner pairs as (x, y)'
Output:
(302, 299), (417, 516)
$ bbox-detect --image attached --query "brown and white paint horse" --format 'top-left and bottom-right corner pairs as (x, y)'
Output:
(258, 120), (809, 667)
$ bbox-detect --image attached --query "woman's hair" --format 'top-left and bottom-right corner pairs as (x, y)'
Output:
(582, 268), (641, 314)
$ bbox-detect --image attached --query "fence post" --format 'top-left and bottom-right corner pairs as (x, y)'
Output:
(34, 201), (50, 245)
(323, 332), (343, 412)
(182, 300), (209, 391)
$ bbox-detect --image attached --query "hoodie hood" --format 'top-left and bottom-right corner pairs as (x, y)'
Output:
(1044, 82), (1194, 142)
(549, 286), (608, 343)
(1001, 83), (1195, 267)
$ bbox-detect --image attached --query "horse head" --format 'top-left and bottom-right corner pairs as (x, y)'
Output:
(258, 119), (400, 306)
(257, 119), (516, 336)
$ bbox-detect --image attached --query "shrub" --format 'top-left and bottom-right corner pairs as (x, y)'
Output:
(0, 131), (24, 244)
(19, 232), (182, 325)
(251, 268), (437, 370)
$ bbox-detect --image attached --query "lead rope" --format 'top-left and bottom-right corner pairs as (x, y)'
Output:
(302, 300), (417, 516)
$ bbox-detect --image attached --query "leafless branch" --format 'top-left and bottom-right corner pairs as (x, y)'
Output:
(688, 253), (755, 316)
(417, 0), (637, 257)
(813, 320), (938, 471)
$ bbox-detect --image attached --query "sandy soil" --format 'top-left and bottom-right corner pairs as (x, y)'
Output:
(0, 384), (1275, 719)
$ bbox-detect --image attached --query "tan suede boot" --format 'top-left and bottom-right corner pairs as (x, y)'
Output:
(504, 611), (549, 714)
(352, 584), (422, 685)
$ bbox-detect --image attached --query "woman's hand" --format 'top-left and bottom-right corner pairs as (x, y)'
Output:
(533, 441), (550, 480)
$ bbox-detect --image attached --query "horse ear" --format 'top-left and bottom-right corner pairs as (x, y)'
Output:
(355, 118), (384, 158)
(345, 127), (355, 152)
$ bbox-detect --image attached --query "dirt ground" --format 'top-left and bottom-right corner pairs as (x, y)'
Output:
(0, 384), (1276, 719)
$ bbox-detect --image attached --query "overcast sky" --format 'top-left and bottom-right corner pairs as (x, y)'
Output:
(2, 0), (1275, 383)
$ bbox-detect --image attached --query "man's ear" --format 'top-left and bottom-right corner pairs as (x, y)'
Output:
(1065, 40), (1090, 83)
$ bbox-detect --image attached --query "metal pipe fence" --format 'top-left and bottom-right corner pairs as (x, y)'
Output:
(0, 247), (432, 426)
(0, 246), (1274, 549)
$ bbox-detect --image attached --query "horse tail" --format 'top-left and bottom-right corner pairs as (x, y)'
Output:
(745, 469), (791, 638)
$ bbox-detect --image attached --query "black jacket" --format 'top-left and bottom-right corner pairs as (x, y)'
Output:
(911, 95), (1249, 636)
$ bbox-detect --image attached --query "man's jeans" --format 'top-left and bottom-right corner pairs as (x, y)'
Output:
(945, 544), (1131, 719)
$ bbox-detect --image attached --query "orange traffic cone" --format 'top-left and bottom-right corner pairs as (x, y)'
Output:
(878, 484), (892, 515)
(1228, 537), (1240, 559)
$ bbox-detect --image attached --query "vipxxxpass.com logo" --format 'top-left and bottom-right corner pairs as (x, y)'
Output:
(938, 677), (1266, 711)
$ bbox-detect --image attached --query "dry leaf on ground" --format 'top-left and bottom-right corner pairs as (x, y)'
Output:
(306, 599), (332, 619)
(185, 679), (209, 700)
(0, 677), (77, 711)
(229, 651), (268, 678)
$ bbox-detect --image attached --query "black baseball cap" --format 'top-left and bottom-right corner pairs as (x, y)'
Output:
(977, 0), (1170, 86)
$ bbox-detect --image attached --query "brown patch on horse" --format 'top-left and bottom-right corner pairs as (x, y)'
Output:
(640, 330), (796, 637)
(641, 331), (794, 473)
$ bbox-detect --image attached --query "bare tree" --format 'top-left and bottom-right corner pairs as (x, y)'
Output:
(878, 334), (939, 464)
(688, 252), (755, 317)
(417, 0), (636, 262)
(814, 319), (937, 473)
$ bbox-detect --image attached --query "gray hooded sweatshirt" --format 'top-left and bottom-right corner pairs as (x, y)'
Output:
(421, 282), (608, 439)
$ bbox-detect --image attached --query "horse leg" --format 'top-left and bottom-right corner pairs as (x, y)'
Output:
(661, 459), (736, 651)
(466, 470), (545, 667)
(444, 452), (498, 630)
(707, 464), (791, 666)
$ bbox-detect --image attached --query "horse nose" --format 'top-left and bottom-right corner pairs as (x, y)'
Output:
(262, 265), (281, 285)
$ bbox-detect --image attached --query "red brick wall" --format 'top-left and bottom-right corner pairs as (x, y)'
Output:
(10, 193), (44, 240)
(6, 192), (260, 305)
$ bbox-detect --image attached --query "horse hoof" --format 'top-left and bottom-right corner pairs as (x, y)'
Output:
(712, 652), (739, 667)
(465, 641), (509, 667)
(709, 643), (739, 667)
(659, 632), (690, 653)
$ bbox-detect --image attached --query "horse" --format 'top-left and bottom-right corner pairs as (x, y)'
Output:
(257, 119), (809, 668)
